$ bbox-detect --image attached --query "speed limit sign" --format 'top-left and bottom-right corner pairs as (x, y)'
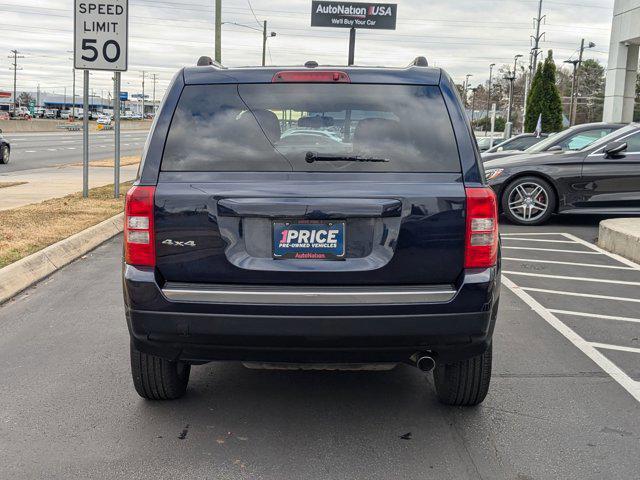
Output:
(74, 0), (128, 71)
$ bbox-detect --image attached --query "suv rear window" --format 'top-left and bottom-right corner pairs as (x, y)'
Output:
(161, 83), (461, 173)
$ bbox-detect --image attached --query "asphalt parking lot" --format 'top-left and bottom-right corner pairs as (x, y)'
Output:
(1, 217), (639, 479)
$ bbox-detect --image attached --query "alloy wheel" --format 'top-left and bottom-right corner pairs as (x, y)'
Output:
(507, 181), (549, 222)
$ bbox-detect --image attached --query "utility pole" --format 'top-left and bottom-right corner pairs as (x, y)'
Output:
(262, 21), (276, 66)
(564, 59), (579, 126)
(141, 71), (146, 118)
(151, 74), (158, 113)
(531, 0), (545, 78)
(215, 0), (222, 63)
(8, 50), (24, 110)
(262, 21), (267, 67)
(570, 39), (595, 126)
(485, 63), (495, 130)
(37, 83), (40, 107)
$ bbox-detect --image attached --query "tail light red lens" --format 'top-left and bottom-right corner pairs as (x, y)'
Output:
(124, 185), (156, 267)
(464, 187), (498, 269)
(272, 71), (350, 83)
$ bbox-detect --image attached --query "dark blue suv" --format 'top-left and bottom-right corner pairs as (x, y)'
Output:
(123, 59), (500, 406)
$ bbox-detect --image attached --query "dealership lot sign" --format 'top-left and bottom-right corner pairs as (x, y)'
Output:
(311, 1), (397, 30)
(74, 0), (128, 71)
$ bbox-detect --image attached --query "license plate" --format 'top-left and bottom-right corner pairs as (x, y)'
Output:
(273, 221), (345, 260)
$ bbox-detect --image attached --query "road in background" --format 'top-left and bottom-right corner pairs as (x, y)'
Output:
(1, 218), (639, 479)
(1, 130), (148, 173)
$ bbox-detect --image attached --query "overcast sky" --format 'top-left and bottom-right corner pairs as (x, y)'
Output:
(0, 0), (615, 100)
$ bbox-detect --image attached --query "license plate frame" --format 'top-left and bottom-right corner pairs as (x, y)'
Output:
(272, 220), (346, 260)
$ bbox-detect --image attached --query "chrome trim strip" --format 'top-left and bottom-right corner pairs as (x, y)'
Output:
(161, 284), (456, 305)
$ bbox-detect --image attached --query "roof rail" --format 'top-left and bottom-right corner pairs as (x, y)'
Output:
(409, 56), (429, 67)
(196, 56), (226, 68)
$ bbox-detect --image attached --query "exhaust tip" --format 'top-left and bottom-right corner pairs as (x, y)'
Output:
(416, 356), (436, 372)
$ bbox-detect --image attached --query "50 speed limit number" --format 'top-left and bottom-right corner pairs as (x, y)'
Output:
(74, 1), (128, 71)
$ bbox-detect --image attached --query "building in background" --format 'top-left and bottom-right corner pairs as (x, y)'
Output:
(603, 0), (640, 122)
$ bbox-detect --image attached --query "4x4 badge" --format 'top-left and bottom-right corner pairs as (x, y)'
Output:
(162, 239), (196, 247)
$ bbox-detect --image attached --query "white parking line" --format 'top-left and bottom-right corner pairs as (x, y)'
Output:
(503, 271), (640, 287)
(502, 238), (576, 244)
(549, 309), (640, 324)
(562, 233), (640, 270)
(500, 232), (565, 236)
(25, 150), (36, 153)
(503, 246), (600, 254)
(46, 148), (56, 151)
(590, 342), (640, 354)
(502, 257), (636, 270)
(520, 287), (640, 304)
(502, 276), (640, 403)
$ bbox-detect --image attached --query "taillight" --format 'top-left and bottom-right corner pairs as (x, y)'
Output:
(464, 187), (498, 269)
(124, 185), (156, 267)
(272, 71), (350, 83)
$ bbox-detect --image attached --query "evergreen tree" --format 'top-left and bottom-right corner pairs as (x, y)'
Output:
(525, 50), (563, 132)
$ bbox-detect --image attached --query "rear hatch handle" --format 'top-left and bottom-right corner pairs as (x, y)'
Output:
(217, 198), (402, 218)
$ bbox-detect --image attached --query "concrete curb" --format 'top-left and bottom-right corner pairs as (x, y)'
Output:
(0, 213), (123, 304)
(598, 218), (640, 264)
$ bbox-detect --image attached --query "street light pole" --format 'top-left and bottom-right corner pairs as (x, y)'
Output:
(463, 74), (472, 108)
(471, 87), (478, 126)
(485, 63), (495, 129)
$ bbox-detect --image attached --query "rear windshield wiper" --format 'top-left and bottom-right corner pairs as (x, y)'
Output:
(305, 151), (389, 164)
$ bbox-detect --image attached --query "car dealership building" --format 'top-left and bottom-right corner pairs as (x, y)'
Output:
(604, 0), (640, 122)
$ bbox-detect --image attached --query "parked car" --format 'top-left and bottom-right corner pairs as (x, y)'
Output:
(482, 122), (625, 162)
(34, 107), (46, 118)
(97, 114), (112, 125)
(122, 58), (501, 406)
(0, 129), (10, 164)
(44, 109), (58, 119)
(484, 133), (549, 154)
(485, 123), (640, 225)
(12, 107), (31, 119)
(476, 136), (504, 152)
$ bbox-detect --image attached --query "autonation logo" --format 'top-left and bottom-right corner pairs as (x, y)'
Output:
(315, 3), (393, 18)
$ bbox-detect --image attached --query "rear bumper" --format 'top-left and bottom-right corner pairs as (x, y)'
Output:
(123, 265), (500, 364)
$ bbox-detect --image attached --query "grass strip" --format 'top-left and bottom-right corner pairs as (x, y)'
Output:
(0, 181), (133, 268)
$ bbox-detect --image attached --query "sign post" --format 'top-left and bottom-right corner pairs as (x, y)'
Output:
(114, 72), (121, 198)
(74, 0), (128, 198)
(311, 1), (397, 65)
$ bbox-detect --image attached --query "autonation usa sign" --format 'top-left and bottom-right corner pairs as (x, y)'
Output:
(311, 1), (397, 29)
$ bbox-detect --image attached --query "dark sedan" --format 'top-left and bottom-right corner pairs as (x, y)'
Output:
(484, 133), (549, 154)
(0, 129), (10, 164)
(485, 123), (640, 225)
(482, 122), (625, 162)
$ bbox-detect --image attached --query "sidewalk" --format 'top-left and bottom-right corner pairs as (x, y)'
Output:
(0, 164), (138, 211)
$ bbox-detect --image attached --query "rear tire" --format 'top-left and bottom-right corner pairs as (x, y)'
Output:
(433, 345), (492, 406)
(130, 344), (190, 400)
(0, 145), (9, 164)
(501, 176), (556, 226)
